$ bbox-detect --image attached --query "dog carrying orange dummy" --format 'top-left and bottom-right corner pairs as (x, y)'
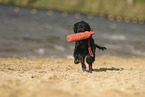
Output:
(66, 31), (94, 42)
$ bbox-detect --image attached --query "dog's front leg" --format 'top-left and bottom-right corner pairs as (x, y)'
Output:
(81, 57), (86, 72)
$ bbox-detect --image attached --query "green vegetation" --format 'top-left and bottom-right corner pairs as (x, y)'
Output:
(0, 0), (145, 19)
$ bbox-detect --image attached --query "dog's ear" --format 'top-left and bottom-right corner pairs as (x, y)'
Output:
(73, 23), (77, 33)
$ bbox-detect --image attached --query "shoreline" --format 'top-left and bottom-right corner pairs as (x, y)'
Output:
(0, 0), (145, 21)
(0, 57), (145, 97)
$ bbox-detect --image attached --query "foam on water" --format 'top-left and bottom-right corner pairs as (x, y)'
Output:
(54, 45), (65, 51)
(66, 55), (74, 59)
(103, 34), (126, 41)
(34, 48), (45, 55)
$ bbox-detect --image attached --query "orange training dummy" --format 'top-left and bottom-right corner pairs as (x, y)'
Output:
(66, 31), (94, 42)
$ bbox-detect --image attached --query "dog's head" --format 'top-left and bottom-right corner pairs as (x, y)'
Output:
(73, 21), (91, 33)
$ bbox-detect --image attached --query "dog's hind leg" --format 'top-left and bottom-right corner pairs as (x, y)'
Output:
(81, 56), (86, 72)
(86, 55), (95, 73)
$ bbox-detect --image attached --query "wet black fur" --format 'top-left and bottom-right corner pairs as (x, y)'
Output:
(73, 21), (107, 73)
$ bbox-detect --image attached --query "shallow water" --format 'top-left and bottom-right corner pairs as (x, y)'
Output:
(0, 4), (145, 58)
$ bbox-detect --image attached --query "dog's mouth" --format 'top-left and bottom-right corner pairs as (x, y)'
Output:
(75, 31), (91, 33)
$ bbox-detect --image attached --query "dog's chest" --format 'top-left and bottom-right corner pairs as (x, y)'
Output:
(77, 42), (89, 55)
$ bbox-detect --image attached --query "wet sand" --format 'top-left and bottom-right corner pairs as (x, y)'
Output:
(0, 57), (145, 97)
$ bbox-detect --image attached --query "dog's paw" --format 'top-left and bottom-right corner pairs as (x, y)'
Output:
(88, 70), (92, 73)
(74, 59), (80, 64)
(82, 67), (86, 72)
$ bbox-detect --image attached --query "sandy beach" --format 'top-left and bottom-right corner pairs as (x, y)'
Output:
(0, 57), (145, 97)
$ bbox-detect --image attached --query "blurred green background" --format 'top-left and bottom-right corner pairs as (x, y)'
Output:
(0, 0), (145, 19)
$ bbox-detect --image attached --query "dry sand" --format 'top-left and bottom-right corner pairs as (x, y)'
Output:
(0, 57), (145, 97)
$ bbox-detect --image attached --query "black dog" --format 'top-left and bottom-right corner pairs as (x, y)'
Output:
(73, 21), (107, 73)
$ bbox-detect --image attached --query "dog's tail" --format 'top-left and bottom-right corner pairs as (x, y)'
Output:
(95, 44), (107, 51)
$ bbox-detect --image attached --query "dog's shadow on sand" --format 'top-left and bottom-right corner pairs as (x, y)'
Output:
(92, 67), (124, 72)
